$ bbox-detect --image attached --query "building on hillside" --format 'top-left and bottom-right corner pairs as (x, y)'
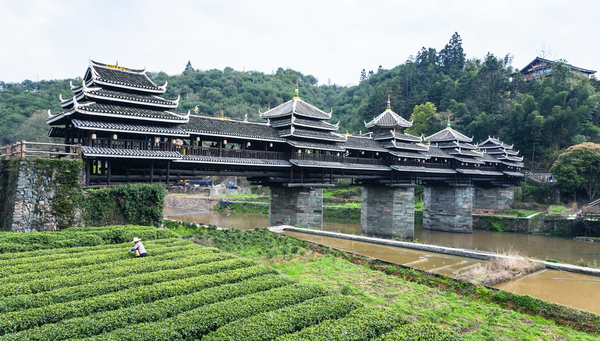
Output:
(520, 57), (596, 81)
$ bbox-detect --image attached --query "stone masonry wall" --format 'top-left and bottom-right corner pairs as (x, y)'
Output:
(361, 186), (414, 240)
(269, 187), (323, 229)
(423, 185), (473, 233)
(473, 186), (514, 213)
(3, 160), (83, 232)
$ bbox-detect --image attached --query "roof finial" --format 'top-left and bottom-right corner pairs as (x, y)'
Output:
(446, 114), (451, 129)
(386, 94), (391, 111)
(293, 78), (299, 99)
(116, 60), (118, 67)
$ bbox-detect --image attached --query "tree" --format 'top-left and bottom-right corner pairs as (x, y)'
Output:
(185, 60), (193, 71)
(360, 69), (367, 82)
(439, 32), (466, 76)
(550, 142), (600, 200)
(406, 102), (440, 137)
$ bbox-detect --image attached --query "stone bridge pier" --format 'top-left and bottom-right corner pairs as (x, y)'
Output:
(423, 185), (473, 233)
(361, 185), (415, 240)
(268, 186), (323, 229)
(473, 186), (514, 212)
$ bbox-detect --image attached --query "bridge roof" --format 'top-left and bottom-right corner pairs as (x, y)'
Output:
(278, 127), (347, 142)
(47, 102), (189, 125)
(72, 119), (189, 137)
(177, 155), (291, 167)
(365, 109), (412, 129)
(289, 159), (391, 171)
(269, 117), (339, 131)
(425, 127), (472, 143)
(372, 131), (421, 142)
(389, 150), (429, 160)
(456, 169), (504, 176)
(287, 140), (346, 152)
(260, 98), (332, 120)
(81, 146), (182, 160)
(381, 140), (429, 151)
(85, 60), (166, 94)
(342, 136), (388, 152)
(182, 115), (285, 142)
(63, 85), (178, 110)
(390, 165), (457, 174)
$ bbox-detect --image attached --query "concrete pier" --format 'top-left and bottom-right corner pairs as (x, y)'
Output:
(269, 187), (323, 229)
(473, 186), (514, 212)
(361, 186), (415, 240)
(423, 185), (473, 233)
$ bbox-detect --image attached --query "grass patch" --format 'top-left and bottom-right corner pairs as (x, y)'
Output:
(456, 249), (545, 286)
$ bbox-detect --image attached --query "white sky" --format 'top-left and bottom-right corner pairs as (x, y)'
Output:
(1, 0), (598, 86)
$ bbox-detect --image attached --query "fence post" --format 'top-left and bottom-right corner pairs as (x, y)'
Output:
(75, 144), (82, 159)
(20, 140), (26, 158)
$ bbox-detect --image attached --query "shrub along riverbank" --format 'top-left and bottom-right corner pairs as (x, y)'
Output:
(164, 221), (600, 339)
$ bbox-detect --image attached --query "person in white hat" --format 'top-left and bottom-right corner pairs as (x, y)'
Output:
(129, 237), (147, 257)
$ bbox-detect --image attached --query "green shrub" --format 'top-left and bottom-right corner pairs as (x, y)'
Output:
(86, 284), (332, 340)
(0, 249), (230, 297)
(0, 258), (255, 314)
(0, 265), (277, 335)
(0, 240), (195, 286)
(374, 323), (462, 341)
(204, 295), (362, 341)
(1, 274), (294, 341)
(276, 306), (407, 341)
(0, 242), (199, 277)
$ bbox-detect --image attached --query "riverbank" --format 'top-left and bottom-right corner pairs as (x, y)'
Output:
(163, 221), (600, 339)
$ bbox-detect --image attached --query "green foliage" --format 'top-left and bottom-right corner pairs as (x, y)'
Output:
(520, 178), (559, 204)
(374, 323), (462, 341)
(406, 102), (441, 137)
(87, 283), (332, 340)
(2, 274), (294, 341)
(276, 306), (407, 341)
(0, 249), (228, 297)
(0, 159), (19, 231)
(204, 295), (362, 341)
(84, 183), (167, 227)
(0, 265), (276, 335)
(550, 142), (600, 200)
(0, 258), (255, 314)
(0, 225), (177, 254)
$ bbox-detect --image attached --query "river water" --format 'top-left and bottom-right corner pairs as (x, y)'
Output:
(165, 209), (600, 265)
(165, 209), (600, 314)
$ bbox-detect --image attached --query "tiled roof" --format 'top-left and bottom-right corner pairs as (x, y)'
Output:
(289, 159), (391, 171)
(90, 61), (163, 93)
(425, 127), (472, 143)
(501, 161), (525, 168)
(453, 156), (481, 164)
(287, 140), (346, 152)
(478, 137), (512, 149)
(182, 115), (284, 141)
(496, 155), (524, 162)
(81, 146), (182, 159)
(389, 150), (429, 159)
(436, 141), (477, 149)
(270, 117), (339, 131)
(373, 131), (421, 142)
(260, 98), (331, 120)
(456, 169), (504, 176)
(82, 88), (177, 108)
(448, 149), (484, 157)
(341, 136), (387, 152)
(381, 141), (429, 151)
(74, 102), (188, 122)
(504, 171), (525, 177)
(420, 146), (453, 158)
(72, 119), (189, 136)
(365, 109), (412, 129)
(391, 165), (456, 174)
(278, 128), (347, 142)
(475, 153), (500, 163)
(177, 155), (291, 167)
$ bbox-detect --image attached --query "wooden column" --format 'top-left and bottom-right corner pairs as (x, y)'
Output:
(166, 161), (171, 186)
(85, 159), (91, 187)
(107, 160), (111, 186)
(150, 160), (154, 183)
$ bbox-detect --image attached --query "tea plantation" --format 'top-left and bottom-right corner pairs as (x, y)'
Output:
(0, 226), (460, 340)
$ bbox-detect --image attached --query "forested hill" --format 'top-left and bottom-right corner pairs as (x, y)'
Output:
(1, 33), (599, 169)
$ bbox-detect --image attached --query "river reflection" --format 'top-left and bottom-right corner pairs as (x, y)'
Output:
(165, 209), (600, 266)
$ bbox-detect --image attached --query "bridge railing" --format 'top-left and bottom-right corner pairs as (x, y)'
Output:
(391, 160), (450, 169)
(291, 152), (385, 165)
(182, 146), (287, 160)
(0, 141), (81, 160)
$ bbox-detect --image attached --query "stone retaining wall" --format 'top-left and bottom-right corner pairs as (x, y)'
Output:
(164, 195), (222, 211)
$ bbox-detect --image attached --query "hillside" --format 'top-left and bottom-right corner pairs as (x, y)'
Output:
(2, 33), (599, 169)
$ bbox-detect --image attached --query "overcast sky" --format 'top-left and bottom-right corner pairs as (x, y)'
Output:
(1, 0), (598, 86)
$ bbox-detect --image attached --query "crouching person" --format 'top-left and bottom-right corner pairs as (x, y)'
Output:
(129, 237), (147, 257)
